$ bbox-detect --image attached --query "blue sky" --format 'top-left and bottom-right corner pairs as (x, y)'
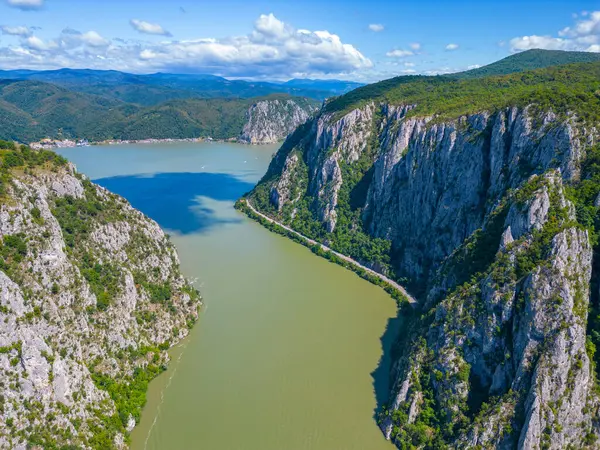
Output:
(0, 0), (599, 81)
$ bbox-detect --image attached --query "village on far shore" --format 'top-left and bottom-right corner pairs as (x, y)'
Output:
(28, 136), (225, 150)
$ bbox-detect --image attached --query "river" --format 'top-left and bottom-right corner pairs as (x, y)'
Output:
(57, 142), (399, 450)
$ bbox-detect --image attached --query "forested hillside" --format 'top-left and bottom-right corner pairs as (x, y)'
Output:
(0, 80), (319, 143)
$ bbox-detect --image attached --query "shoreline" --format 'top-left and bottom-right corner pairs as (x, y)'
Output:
(235, 199), (417, 310)
(30, 136), (283, 149)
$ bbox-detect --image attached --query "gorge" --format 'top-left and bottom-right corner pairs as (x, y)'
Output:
(58, 142), (400, 450)
(244, 58), (600, 448)
(3, 47), (600, 450)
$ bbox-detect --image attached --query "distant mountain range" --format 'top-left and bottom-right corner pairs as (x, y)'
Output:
(1, 49), (600, 144)
(0, 69), (363, 106)
(0, 78), (319, 143)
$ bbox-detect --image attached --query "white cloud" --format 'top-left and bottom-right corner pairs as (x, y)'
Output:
(560, 11), (600, 37)
(424, 67), (454, 75)
(6, 0), (43, 10)
(368, 24), (384, 32)
(409, 42), (421, 50)
(445, 43), (459, 51)
(1, 25), (32, 36)
(467, 64), (481, 70)
(386, 49), (414, 58)
(404, 62), (415, 67)
(0, 14), (372, 79)
(25, 35), (55, 51)
(130, 19), (172, 37)
(510, 11), (600, 52)
(80, 31), (110, 48)
(51, 28), (110, 49)
(400, 69), (416, 74)
(255, 13), (288, 38)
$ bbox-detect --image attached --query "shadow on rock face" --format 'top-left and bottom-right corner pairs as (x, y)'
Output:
(94, 172), (255, 235)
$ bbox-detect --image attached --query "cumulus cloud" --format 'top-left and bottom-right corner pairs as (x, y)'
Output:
(510, 36), (568, 51)
(1, 25), (32, 36)
(368, 24), (384, 32)
(130, 19), (172, 37)
(409, 42), (421, 50)
(0, 13), (372, 78)
(79, 31), (110, 48)
(386, 49), (414, 58)
(6, 0), (43, 10)
(254, 13), (289, 38)
(510, 11), (600, 52)
(424, 67), (454, 75)
(445, 43), (459, 51)
(25, 35), (55, 51)
(467, 64), (481, 70)
(53, 28), (110, 48)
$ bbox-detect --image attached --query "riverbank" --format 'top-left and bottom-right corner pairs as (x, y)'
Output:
(235, 199), (416, 309)
(58, 141), (399, 450)
(30, 136), (284, 150)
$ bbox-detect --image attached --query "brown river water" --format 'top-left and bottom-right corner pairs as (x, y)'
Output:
(58, 142), (400, 450)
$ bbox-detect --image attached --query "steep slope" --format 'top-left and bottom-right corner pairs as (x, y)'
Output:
(0, 143), (200, 449)
(244, 61), (600, 448)
(116, 95), (318, 143)
(0, 81), (318, 144)
(239, 97), (319, 144)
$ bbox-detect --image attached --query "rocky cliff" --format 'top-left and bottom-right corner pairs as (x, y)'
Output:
(238, 98), (319, 144)
(0, 146), (200, 449)
(246, 63), (600, 448)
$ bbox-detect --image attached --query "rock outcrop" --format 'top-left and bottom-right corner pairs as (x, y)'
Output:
(247, 97), (600, 448)
(0, 152), (200, 449)
(239, 98), (318, 144)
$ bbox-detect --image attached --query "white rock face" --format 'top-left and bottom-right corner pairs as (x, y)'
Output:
(0, 162), (200, 449)
(253, 100), (600, 448)
(382, 173), (597, 449)
(239, 98), (318, 144)
(269, 103), (591, 282)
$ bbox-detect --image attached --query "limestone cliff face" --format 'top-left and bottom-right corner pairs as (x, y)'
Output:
(238, 98), (318, 145)
(268, 103), (592, 281)
(0, 160), (200, 449)
(250, 100), (600, 448)
(382, 172), (597, 448)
